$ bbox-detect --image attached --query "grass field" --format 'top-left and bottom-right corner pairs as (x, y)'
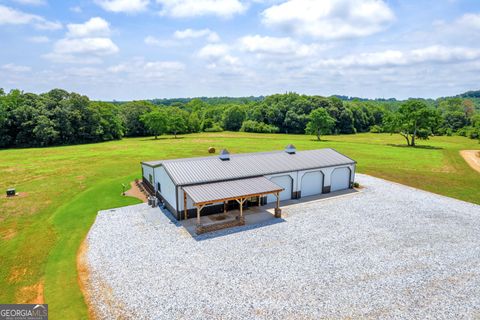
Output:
(1, 132), (479, 319)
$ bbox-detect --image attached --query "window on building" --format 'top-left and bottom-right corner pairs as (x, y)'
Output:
(149, 174), (153, 185)
(157, 182), (161, 193)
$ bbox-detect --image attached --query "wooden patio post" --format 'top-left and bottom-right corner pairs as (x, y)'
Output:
(224, 201), (227, 214)
(235, 197), (246, 225)
(274, 192), (281, 218)
(239, 198), (243, 218)
(196, 206), (201, 225)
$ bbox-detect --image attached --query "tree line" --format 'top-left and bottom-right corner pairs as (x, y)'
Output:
(0, 88), (479, 148)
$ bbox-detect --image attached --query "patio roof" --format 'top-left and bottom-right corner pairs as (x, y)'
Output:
(182, 176), (284, 206)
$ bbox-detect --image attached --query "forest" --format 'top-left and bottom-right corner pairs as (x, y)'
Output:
(0, 87), (479, 148)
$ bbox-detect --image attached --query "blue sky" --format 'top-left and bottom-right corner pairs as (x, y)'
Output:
(0, 0), (479, 100)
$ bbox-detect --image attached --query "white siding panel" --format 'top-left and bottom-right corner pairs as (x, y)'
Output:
(142, 164), (154, 185)
(155, 166), (176, 209)
(301, 171), (323, 197)
(331, 167), (350, 192)
(178, 189), (195, 211)
(267, 175), (292, 203)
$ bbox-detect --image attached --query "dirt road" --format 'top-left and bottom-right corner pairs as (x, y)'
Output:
(460, 150), (480, 173)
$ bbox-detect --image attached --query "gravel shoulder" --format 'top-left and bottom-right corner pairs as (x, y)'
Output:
(85, 174), (480, 319)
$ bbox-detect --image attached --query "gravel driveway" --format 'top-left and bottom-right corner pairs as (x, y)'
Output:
(85, 174), (480, 319)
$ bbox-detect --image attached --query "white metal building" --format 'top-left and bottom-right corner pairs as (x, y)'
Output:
(141, 145), (356, 220)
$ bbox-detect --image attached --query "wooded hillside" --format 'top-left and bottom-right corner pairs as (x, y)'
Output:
(1, 88), (479, 148)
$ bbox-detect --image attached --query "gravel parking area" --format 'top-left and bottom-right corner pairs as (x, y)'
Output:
(85, 174), (480, 319)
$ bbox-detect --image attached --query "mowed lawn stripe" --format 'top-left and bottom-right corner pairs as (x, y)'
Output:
(45, 176), (141, 319)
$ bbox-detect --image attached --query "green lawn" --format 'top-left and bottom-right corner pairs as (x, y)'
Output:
(0, 132), (479, 319)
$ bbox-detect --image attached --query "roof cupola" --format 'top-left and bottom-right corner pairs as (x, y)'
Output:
(219, 149), (230, 161)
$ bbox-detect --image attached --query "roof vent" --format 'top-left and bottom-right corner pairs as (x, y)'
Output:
(285, 144), (296, 154)
(219, 149), (230, 161)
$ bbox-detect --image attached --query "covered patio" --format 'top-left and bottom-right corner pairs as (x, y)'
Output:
(182, 177), (284, 234)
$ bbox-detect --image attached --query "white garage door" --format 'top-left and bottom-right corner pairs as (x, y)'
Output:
(301, 171), (323, 197)
(267, 175), (292, 203)
(331, 167), (351, 192)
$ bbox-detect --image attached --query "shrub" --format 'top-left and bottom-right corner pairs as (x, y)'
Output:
(416, 128), (431, 140)
(240, 120), (279, 133)
(436, 127), (447, 136)
(369, 125), (383, 133)
(204, 123), (223, 132)
(467, 127), (479, 140)
(456, 127), (468, 137)
(353, 182), (360, 188)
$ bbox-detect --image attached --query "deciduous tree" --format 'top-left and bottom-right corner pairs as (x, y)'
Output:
(167, 107), (188, 138)
(223, 105), (246, 131)
(121, 101), (154, 137)
(305, 108), (335, 141)
(383, 99), (438, 146)
(140, 108), (167, 139)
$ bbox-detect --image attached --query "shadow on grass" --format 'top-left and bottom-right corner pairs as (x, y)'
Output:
(308, 139), (333, 142)
(139, 136), (186, 141)
(387, 144), (443, 150)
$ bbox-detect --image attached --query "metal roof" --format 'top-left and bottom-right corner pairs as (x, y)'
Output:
(182, 177), (284, 205)
(142, 148), (355, 186)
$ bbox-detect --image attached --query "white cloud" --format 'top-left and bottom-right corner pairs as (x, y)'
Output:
(108, 59), (185, 79)
(316, 50), (405, 68)
(0, 4), (62, 30)
(174, 28), (219, 42)
(70, 6), (82, 13)
(43, 53), (104, 64)
(51, 37), (119, 56)
(145, 28), (220, 48)
(65, 67), (103, 77)
(66, 17), (110, 38)
(28, 35), (50, 43)
(314, 46), (480, 69)
(410, 46), (480, 63)
(456, 13), (480, 29)
(12, 0), (46, 5)
(144, 35), (161, 46)
(1, 63), (31, 72)
(35, 20), (62, 30)
(197, 43), (241, 71)
(45, 37), (119, 64)
(157, 0), (246, 18)
(144, 61), (185, 73)
(198, 43), (230, 59)
(434, 13), (480, 41)
(45, 17), (118, 64)
(262, 0), (394, 39)
(239, 34), (322, 56)
(432, 13), (480, 32)
(144, 35), (181, 47)
(95, 0), (149, 13)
